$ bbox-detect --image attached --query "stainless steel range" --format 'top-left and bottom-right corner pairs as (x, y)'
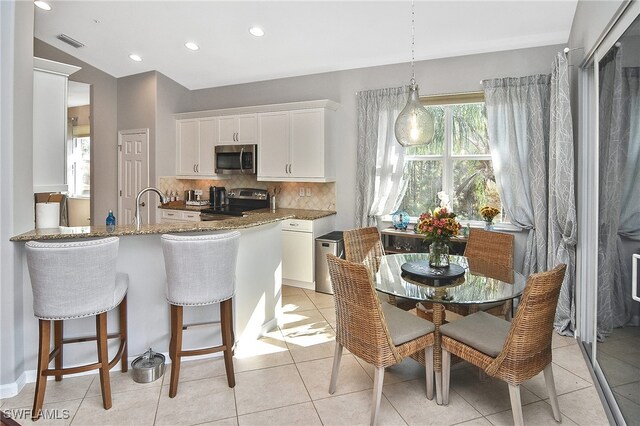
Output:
(200, 188), (269, 221)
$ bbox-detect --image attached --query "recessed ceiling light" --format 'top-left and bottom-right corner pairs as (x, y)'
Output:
(249, 26), (264, 37)
(34, 1), (52, 11)
(128, 54), (143, 62)
(184, 42), (199, 51)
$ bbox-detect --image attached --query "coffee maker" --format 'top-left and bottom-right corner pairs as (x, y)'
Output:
(209, 186), (226, 209)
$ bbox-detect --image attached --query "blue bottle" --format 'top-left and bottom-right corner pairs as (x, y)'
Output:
(106, 210), (116, 232)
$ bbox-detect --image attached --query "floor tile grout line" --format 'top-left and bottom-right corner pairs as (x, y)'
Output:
(152, 376), (163, 425)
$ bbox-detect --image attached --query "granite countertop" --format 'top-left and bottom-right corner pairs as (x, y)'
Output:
(159, 201), (211, 211)
(249, 208), (336, 220)
(10, 211), (295, 242)
(12, 205), (337, 242)
(160, 202), (337, 221)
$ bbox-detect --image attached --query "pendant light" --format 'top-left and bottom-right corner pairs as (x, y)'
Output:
(394, 0), (434, 147)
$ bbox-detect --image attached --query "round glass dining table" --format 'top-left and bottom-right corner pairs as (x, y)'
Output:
(374, 253), (526, 404)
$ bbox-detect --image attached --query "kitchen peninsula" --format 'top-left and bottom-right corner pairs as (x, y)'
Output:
(10, 210), (307, 380)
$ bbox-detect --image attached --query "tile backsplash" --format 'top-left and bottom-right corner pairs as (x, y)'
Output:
(158, 176), (336, 211)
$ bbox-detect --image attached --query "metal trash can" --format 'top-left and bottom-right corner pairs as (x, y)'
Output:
(315, 231), (344, 294)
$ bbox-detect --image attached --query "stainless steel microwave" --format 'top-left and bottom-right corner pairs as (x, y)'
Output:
(215, 144), (257, 175)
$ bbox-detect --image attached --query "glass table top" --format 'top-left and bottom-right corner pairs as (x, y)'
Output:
(375, 253), (526, 305)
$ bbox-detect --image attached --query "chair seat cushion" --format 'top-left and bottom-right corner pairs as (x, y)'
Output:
(381, 302), (435, 346)
(440, 311), (510, 357)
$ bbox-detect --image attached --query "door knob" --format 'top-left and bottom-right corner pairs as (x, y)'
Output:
(139, 201), (146, 207)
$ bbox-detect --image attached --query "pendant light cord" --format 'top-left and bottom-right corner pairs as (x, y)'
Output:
(410, 0), (416, 87)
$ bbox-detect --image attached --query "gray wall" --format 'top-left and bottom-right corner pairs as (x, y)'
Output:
(1, 0), (34, 386)
(155, 71), (191, 179)
(117, 72), (157, 222)
(34, 39), (118, 224)
(189, 44), (564, 230)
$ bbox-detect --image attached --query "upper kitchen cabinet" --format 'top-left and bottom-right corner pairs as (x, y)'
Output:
(218, 114), (257, 144)
(33, 57), (80, 193)
(176, 117), (218, 177)
(174, 100), (339, 181)
(258, 104), (339, 182)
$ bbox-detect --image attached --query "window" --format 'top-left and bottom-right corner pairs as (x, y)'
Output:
(400, 95), (503, 223)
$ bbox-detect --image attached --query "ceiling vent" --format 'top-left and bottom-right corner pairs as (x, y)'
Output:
(56, 34), (85, 48)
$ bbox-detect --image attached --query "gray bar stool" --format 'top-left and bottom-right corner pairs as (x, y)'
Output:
(161, 231), (240, 398)
(25, 237), (128, 421)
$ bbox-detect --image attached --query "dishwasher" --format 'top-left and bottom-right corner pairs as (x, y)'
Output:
(315, 231), (344, 294)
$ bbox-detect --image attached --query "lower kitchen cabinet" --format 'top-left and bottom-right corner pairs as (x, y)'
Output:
(281, 216), (334, 290)
(159, 209), (201, 223)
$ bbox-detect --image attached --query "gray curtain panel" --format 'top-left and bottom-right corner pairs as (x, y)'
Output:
(598, 45), (640, 337)
(483, 74), (551, 277)
(355, 87), (408, 227)
(548, 53), (578, 335)
(484, 53), (577, 335)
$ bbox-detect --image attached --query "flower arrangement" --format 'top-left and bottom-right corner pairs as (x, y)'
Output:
(480, 206), (500, 223)
(415, 207), (461, 245)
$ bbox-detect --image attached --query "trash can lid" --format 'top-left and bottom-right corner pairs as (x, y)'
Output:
(316, 231), (344, 242)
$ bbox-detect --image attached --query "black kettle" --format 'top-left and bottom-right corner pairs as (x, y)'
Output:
(209, 186), (226, 208)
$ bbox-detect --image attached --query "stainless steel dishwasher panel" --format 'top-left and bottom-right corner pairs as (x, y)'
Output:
(315, 231), (344, 295)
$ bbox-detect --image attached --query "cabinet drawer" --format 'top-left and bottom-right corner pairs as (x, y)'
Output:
(282, 219), (312, 232)
(161, 210), (182, 220)
(181, 212), (201, 222)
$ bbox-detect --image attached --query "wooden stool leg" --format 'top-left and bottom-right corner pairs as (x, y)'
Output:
(119, 295), (128, 372)
(32, 319), (51, 421)
(220, 299), (235, 388)
(169, 305), (183, 398)
(54, 320), (63, 381)
(96, 312), (112, 410)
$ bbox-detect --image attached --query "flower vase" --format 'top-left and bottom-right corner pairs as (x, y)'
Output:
(429, 242), (450, 268)
(484, 220), (493, 231)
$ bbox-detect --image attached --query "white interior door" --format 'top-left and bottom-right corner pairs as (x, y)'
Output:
(118, 129), (149, 226)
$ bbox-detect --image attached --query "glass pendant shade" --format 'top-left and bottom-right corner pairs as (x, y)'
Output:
(395, 84), (435, 147)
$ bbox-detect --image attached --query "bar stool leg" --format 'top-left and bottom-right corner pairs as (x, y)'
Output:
(169, 305), (183, 398)
(54, 321), (63, 381)
(32, 319), (51, 421)
(220, 298), (235, 388)
(96, 312), (112, 410)
(119, 295), (128, 372)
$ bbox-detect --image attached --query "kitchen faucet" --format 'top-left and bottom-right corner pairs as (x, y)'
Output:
(133, 187), (167, 230)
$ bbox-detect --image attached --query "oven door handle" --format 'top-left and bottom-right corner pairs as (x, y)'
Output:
(239, 147), (245, 174)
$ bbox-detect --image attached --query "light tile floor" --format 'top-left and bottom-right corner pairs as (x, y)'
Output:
(0, 286), (610, 425)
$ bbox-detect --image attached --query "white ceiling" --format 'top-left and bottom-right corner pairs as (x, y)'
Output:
(34, 0), (579, 90)
(67, 80), (90, 107)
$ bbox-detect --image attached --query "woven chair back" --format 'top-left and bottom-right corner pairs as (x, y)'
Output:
(464, 228), (514, 269)
(486, 263), (567, 383)
(326, 254), (400, 367)
(343, 227), (385, 272)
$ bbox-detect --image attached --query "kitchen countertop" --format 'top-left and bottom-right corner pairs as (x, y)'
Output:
(11, 206), (337, 242)
(10, 211), (295, 242)
(159, 202), (337, 221)
(250, 208), (336, 220)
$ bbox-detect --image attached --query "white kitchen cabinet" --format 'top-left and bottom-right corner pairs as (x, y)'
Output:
(219, 114), (257, 144)
(33, 58), (80, 193)
(258, 111), (290, 178)
(160, 209), (201, 223)
(176, 117), (219, 177)
(281, 216), (335, 290)
(257, 107), (335, 182)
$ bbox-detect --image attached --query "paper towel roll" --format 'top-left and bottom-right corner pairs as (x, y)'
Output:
(36, 203), (60, 229)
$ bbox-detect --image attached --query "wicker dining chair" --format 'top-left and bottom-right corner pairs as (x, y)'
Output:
(459, 228), (515, 319)
(343, 227), (415, 310)
(326, 254), (435, 426)
(439, 263), (567, 426)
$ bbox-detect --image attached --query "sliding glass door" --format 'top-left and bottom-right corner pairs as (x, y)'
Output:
(580, 3), (640, 424)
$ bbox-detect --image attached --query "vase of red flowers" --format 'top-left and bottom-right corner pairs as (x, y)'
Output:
(415, 207), (461, 268)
